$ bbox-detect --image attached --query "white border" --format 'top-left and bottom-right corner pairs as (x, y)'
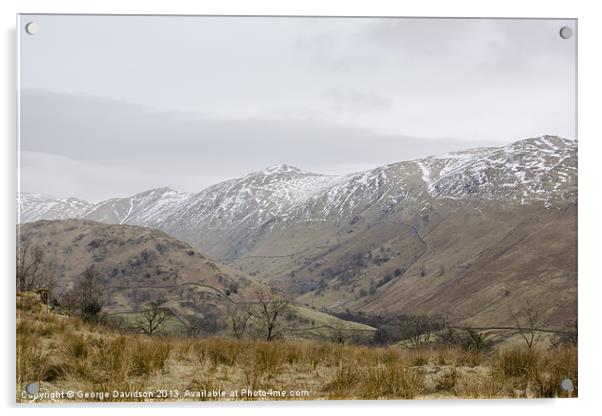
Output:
(2, 1), (601, 415)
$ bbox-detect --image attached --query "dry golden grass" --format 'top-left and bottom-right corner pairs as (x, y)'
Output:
(16, 293), (577, 402)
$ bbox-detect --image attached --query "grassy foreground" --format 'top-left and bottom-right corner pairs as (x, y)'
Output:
(17, 293), (577, 402)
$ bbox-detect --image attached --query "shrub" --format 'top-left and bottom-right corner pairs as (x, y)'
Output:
(362, 366), (425, 399)
(495, 347), (538, 378)
(64, 335), (88, 359)
(530, 346), (577, 398)
(322, 365), (360, 398)
(128, 338), (171, 376)
(94, 336), (130, 376)
(434, 368), (459, 392)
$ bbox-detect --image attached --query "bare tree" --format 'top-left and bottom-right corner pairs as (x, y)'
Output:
(62, 266), (105, 323)
(439, 326), (492, 352)
(183, 314), (205, 337)
(135, 297), (170, 336)
(512, 301), (542, 349)
(227, 303), (253, 340)
(317, 321), (355, 344)
(252, 289), (290, 341)
(552, 318), (578, 347)
(183, 310), (220, 337)
(329, 321), (349, 344)
(16, 241), (54, 293)
(398, 315), (443, 348)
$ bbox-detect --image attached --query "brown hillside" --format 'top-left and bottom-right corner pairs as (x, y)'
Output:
(17, 220), (264, 336)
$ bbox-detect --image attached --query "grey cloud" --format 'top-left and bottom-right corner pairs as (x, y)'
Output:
(354, 18), (480, 54)
(17, 16), (575, 201)
(322, 87), (391, 113)
(20, 151), (232, 202)
(19, 89), (491, 200)
(466, 21), (576, 85)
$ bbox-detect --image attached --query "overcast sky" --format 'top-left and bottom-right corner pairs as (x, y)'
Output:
(18, 15), (576, 202)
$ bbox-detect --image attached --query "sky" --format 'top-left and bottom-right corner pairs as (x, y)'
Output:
(18, 15), (576, 202)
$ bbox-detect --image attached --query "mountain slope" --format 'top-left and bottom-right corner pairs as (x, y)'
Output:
(17, 219), (372, 338)
(82, 187), (191, 227)
(293, 201), (576, 329)
(17, 219), (261, 336)
(18, 193), (93, 223)
(18, 136), (577, 328)
(19, 136), (576, 256)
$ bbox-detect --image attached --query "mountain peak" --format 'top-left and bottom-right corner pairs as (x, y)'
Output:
(18, 136), (577, 231)
(261, 164), (304, 175)
(134, 186), (184, 197)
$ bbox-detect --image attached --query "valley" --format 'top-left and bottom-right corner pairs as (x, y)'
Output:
(18, 135), (578, 333)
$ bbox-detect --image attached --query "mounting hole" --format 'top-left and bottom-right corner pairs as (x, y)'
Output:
(560, 378), (574, 392)
(559, 26), (573, 40)
(25, 22), (40, 35)
(25, 382), (39, 395)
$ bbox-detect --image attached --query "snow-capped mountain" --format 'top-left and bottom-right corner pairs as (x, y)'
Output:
(81, 187), (191, 227)
(18, 136), (577, 259)
(16, 136), (578, 329)
(164, 164), (347, 230)
(414, 135), (576, 204)
(18, 193), (93, 223)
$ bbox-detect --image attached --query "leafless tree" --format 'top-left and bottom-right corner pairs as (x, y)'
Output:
(62, 266), (105, 322)
(439, 326), (491, 352)
(252, 289), (290, 341)
(135, 297), (170, 336)
(183, 308), (220, 337)
(316, 321), (355, 344)
(512, 301), (542, 349)
(16, 241), (54, 293)
(103, 314), (128, 332)
(398, 315), (440, 348)
(227, 303), (253, 340)
(183, 314), (207, 338)
(552, 318), (578, 348)
(329, 321), (349, 344)
(408, 329), (432, 348)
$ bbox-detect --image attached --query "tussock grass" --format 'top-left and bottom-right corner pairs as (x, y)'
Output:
(434, 368), (459, 392)
(491, 346), (577, 398)
(323, 364), (425, 399)
(63, 336), (88, 359)
(322, 365), (360, 398)
(129, 338), (171, 376)
(16, 293), (577, 402)
(362, 366), (425, 399)
(496, 347), (538, 378)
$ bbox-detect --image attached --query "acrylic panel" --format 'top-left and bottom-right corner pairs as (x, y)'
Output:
(16, 14), (577, 403)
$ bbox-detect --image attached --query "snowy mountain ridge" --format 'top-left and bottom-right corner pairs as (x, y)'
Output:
(18, 136), (577, 255)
